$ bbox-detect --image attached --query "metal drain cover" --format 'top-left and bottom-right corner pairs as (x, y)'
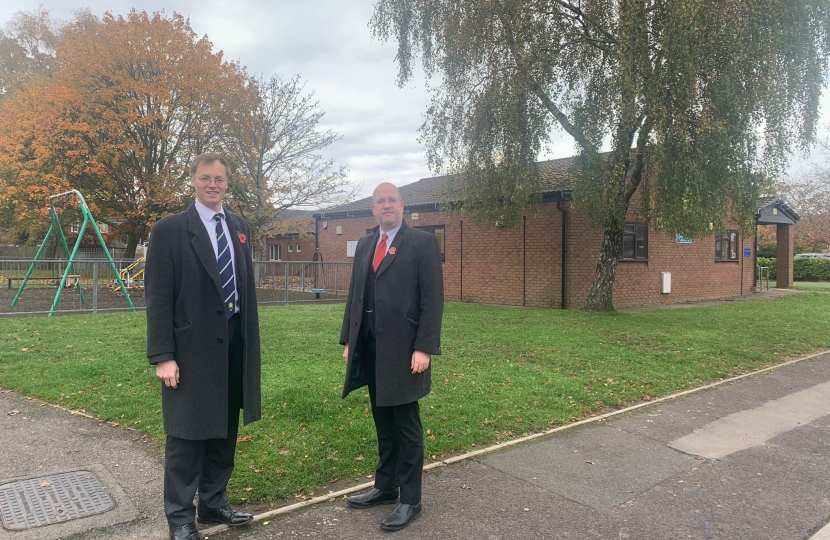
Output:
(0, 470), (114, 531)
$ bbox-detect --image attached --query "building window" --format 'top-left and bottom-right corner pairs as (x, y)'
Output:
(416, 226), (446, 261)
(296, 243), (301, 252)
(715, 230), (739, 261)
(288, 244), (293, 253)
(269, 245), (281, 261)
(70, 223), (81, 234)
(621, 222), (647, 260)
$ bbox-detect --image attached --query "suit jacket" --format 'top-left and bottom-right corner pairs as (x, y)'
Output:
(340, 221), (444, 407)
(145, 203), (261, 440)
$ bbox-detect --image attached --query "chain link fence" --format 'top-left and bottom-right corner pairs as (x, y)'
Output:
(0, 259), (353, 317)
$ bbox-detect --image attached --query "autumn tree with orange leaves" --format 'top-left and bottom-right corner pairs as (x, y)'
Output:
(778, 154), (830, 255)
(0, 10), (249, 256)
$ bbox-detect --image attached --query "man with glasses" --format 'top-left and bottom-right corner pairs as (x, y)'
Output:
(145, 153), (261, 540)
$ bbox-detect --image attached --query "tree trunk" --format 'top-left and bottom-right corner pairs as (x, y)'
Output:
(585, 223), (622, 311)
(125, 233), (141, 259)
(46, 235), (59, 259)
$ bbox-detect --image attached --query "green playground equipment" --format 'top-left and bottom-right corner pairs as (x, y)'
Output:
(12, 190), (135, 316)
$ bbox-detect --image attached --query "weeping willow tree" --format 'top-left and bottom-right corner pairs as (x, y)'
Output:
(371, 0), (830, 310)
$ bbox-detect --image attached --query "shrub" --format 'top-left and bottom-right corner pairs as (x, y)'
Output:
(757, 257), (830, 281)
(757, 257), (776, 280)
(794, 258), (830, 281)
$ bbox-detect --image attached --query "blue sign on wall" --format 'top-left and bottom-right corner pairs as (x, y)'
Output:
(744, 247), (751, 258)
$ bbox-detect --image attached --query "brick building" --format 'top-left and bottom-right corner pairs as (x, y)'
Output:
(314, 157), (797, 310)
(261, 209), (316, 262)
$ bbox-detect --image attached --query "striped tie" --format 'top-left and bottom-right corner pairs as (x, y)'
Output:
(214, 214), (236, 320)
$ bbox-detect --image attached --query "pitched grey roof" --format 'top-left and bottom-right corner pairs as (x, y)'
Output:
(316, 155), (578, 217)
(757, 196), (801, 222)
(278, 209), (315, 221)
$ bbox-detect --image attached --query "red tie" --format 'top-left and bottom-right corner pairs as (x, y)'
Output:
(373, 233), (388, 272)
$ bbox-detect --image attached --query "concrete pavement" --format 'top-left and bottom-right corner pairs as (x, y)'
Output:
(3, 349), (830, 539)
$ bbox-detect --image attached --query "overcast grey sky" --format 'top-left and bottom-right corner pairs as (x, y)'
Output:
(2, 1), (828, 200)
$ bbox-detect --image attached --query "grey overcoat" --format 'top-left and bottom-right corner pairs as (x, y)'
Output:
(145, 203), (261, 440)
(340, 221), (444, 406)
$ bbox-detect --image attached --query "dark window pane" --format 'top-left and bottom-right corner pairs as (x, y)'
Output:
(415, 225), (446, 261)
(622, 234), (635, 259)
(635, 225), (647, 259)
(434, 228), (445, 255)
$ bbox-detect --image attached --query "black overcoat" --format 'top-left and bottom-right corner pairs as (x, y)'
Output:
(145, 203), (261, 440)
(340, 221), (444, 406)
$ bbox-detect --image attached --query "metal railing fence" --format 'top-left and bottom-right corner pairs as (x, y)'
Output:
(0, 259), (353, 317)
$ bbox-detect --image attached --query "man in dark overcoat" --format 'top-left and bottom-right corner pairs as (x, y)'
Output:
(145, 153), (261, 540)
(340, 182), (444, 531)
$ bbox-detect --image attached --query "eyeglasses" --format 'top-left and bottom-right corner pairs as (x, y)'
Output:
(195, 175), (227, 185)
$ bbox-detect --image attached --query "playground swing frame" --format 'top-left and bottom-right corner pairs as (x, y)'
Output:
(12, 190), (135, 316)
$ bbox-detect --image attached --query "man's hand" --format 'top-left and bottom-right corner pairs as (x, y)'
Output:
(156, 359), (180, 388)
(343, 344), (349, 365)
(411, 350), (430, 374)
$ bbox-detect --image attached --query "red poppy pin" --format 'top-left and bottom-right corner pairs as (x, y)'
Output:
(237, 232), (247, 244)
(388, 247), (396, 255)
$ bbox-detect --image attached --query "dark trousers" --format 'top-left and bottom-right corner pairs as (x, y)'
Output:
(360, 332), (424, 505)
(164, 313), (244, 526)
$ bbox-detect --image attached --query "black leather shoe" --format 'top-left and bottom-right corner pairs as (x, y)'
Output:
(197, 505), (253, 526)
(347, 488), (399, 509)
(169, 522), (199, 540)
(380, 502), (422, 531)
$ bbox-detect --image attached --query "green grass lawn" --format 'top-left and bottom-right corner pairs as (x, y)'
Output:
(1, 293), (829, 504)
(792, 281), (830, 292)
(763, 281), (830, 292)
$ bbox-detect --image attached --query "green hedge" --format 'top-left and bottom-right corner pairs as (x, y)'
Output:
(756, 257), (830, 281)
(757, 257), (776, 279)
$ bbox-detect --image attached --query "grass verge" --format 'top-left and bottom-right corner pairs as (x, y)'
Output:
(1, 293), (829, 503)
(791, 281), (830, 292)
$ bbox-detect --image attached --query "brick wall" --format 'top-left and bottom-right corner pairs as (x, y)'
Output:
(316, 202), (756, 310)
(262, 236), (315, 262)
(565, 205), (755, 309)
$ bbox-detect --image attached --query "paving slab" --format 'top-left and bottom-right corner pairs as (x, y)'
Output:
(669, 380), (830, 458)
(480, 425), (697, 510)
